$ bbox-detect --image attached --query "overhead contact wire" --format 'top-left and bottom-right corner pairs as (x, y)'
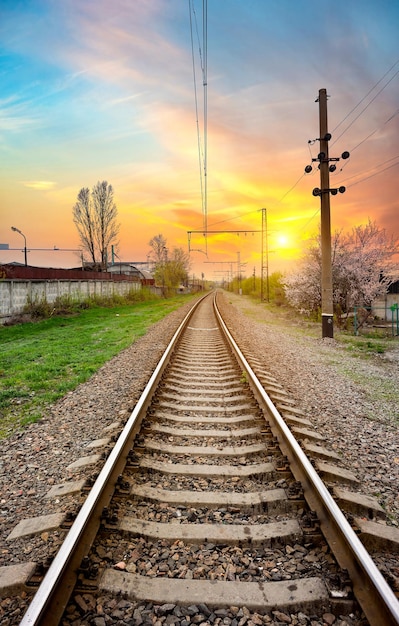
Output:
(202, 0), (208, 247)
(189, 1), (205, 223)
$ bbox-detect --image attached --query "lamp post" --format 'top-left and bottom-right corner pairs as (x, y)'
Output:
(11, 226), (27, 266)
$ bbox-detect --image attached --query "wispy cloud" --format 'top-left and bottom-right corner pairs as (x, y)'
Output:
(0, 100), (39, 133)
(21, 181), (57, 190)
(104, 93), (145, 108)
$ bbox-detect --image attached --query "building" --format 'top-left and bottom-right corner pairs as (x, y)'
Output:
(372, 273), (399, 322)
(107, 263), (155, 286)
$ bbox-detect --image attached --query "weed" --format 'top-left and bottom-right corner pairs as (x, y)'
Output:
(23, 296), (54, 318)
(240, 371), (248, 384)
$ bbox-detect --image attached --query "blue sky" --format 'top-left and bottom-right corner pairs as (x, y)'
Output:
(1, 0), (398, 277)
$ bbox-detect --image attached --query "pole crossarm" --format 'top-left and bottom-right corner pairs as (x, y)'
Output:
(187, 230), (261, 235)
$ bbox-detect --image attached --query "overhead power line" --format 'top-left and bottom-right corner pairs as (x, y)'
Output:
(279, 174), (306, 202)
(331, 59), (399, 146)
(341, 156), (399, 188)
(335, 106), (399, 179)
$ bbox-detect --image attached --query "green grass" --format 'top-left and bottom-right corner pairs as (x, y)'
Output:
(0, 295), (197, 438)
(335, 332), (394, 357)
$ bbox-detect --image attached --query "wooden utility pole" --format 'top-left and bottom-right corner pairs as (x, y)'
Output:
(306, 91), (349, 338)
(318, 89), (334, 338)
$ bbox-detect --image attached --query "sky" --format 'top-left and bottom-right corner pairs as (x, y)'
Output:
(1, 0), (398, 281)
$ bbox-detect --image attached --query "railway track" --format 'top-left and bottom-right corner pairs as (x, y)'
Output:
(10, 292), (399, 625)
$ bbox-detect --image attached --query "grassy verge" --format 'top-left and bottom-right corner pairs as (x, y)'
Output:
(0, 294), (196, 438)
(227, 292), (399, 425)
(233, 292), (398, 358)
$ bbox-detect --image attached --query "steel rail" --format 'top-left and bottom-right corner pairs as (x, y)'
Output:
(214, 293), (399, 626)
(20, 293), (209, 626)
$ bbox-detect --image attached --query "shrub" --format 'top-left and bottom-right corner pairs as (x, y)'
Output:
(23, 296), (54, 319)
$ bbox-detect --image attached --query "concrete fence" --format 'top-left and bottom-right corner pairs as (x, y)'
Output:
(0, 278), (140, 322)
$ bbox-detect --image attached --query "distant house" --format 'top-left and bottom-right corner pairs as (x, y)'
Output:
(372, 273), (399, 321)
(107, 263), (155, 286)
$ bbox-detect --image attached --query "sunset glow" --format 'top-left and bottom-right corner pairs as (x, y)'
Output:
(1, 1), (398, 280)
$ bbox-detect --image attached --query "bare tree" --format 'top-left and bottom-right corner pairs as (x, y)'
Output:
(73, 181), (119, 269)
(92, 181), (119, 269)
(148, 234), (168, 264)
(148, 234), (190, 295)
(72, 187), (96, 264)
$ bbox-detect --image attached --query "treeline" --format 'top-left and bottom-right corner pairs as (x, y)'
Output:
(227, 272), (285, 305)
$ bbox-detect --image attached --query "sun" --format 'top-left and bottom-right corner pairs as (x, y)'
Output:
(277, 234), (289, 247)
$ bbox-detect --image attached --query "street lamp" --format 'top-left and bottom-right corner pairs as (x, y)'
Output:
(11, 226), (27, 266)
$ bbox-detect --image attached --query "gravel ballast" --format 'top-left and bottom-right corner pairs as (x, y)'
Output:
(218, 292), (399, 528)
(0, 292), (398, 625)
